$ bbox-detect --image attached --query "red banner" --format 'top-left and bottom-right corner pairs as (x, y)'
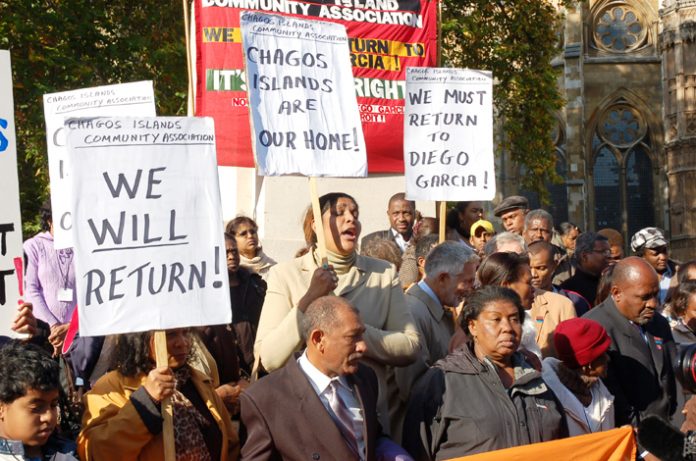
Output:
(194, 0), (439, 172)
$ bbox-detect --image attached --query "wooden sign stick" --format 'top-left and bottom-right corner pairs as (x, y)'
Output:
(309, 177), (329, 266)
(154, 330), (176, 461)
(438, 201), (447, 244)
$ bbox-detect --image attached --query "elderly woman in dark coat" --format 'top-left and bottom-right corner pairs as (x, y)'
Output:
(403, 286), (567, 460)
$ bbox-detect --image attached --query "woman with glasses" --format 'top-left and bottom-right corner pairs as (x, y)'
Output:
(226, 217), (276, 279)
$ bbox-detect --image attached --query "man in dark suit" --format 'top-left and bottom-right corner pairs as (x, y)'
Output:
(583, 257), (677, 428)
(361, 193), (415, 254)
(241, 296), (407, 461)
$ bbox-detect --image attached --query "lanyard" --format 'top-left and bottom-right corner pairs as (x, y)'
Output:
(56, 249), (73, 290)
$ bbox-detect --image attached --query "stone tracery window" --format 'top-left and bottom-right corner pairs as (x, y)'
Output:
(592, 100), (654, 236)
(591, 1), (649, 54)
(519, 118), (568, 223)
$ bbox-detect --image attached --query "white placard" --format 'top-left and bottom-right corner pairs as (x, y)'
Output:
(44, 81), (156, 249)
(404, 67), (495, 201)
(67, 117), (231, 336)
(241, 11), (367, 177)
(0, 51), (24, 338)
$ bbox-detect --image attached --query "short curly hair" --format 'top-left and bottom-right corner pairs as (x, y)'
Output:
(0, 341), (59, 403)
(460, 286), (525, 333)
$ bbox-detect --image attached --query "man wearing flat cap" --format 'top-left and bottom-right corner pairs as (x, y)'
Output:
(631, 227), (677, 305)
(493, 195), (529, 235)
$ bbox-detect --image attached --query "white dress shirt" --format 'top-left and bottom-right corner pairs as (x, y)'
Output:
(298, 351), (366, 459)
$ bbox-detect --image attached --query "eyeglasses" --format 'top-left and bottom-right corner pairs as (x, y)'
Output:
(591, 249), (611, 256)
(237, 229), (258, 237)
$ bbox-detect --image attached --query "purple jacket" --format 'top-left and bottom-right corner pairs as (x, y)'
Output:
(23, 232), (76, 325)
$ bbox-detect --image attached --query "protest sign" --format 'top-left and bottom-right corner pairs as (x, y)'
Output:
(241, 12), (366, 177)
(194, 0), (438, 172)
(0, 51), (24, 338)
(44, 81), (156, 249)
(66, 116), (231, 337)
(404, 68), (495, 202)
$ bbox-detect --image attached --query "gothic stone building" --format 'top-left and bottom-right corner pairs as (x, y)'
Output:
(499, 0), (696, 260)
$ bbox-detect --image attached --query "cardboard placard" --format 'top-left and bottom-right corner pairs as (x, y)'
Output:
(404, 68), (495, 201)
(67, 116), (231, 336)
(44, 81), (156, 249)
(242, 12), (367, 177)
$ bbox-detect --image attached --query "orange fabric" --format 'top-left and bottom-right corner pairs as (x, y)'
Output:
(448, 426), (636, 461)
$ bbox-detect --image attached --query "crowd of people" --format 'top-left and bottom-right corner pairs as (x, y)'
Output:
(1, 191), (693, 461)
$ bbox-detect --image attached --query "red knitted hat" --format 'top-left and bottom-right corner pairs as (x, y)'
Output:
(553, 318), (611, 368)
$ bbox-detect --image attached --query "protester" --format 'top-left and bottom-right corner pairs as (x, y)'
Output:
(667, 280), (696, 344)
(445, 201), (483, 242)
(594, 265), (616, 306)
(241, 296), (411, 461)
(561, 232), (611, 308)
(399, 217), (438, 289)
(598, 228), (624, 264)
(412, 234), (439, 283)
(469, 219), (495, 257)
(254, 192), (419, 429)
(493, 195), (529, 235)
(528, 280), (577, 359)
(394, 243), (478, 436)
(23, 199), (77, 354)
(197, 232), (265, 415)
(403, 287), (567, 459)
(1, 302), (50, 346)
(523, 209), (554, 245)
(225, 216), (276, 279)
(472, 252), (541, 359)
(528, 241), (590, 316)
(631, 227), (678, 305)
(481, 249), (576, 358)
(583, 257), (677, 428)
(677, 260), (696, 283)
(361, 192), (416, 254)
(483, 231), (527, 256)
(541, 318), (615, 436)
(78, 328), (239, 460)
(664, 260), (696, 320)
(360, 236), (402, 271)
(557, 222), (580, 257)
(0, 341), (78, 460)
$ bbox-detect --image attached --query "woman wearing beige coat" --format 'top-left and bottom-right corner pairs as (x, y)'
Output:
(254, 192), (420, 428)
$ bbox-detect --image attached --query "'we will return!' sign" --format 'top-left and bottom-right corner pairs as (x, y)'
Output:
(67, 117), (231, 336)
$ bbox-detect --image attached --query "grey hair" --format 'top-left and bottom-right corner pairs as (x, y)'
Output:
(484, 231), (527, 256)
(299, 296), (359, 343)
(573, 232), (609, 263)
(424, 241), (479, 278)
(524, 209), (554, 231)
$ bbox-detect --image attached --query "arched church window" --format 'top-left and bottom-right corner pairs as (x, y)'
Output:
(593, 146), (622, 230)
(626, 145), (654, 237)
(548, 151), (569, 224)
(519, 118), (568, 222)
(591, 100), (655, 235)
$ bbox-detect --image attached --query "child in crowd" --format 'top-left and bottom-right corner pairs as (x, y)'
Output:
(0, 341), (78, 461)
